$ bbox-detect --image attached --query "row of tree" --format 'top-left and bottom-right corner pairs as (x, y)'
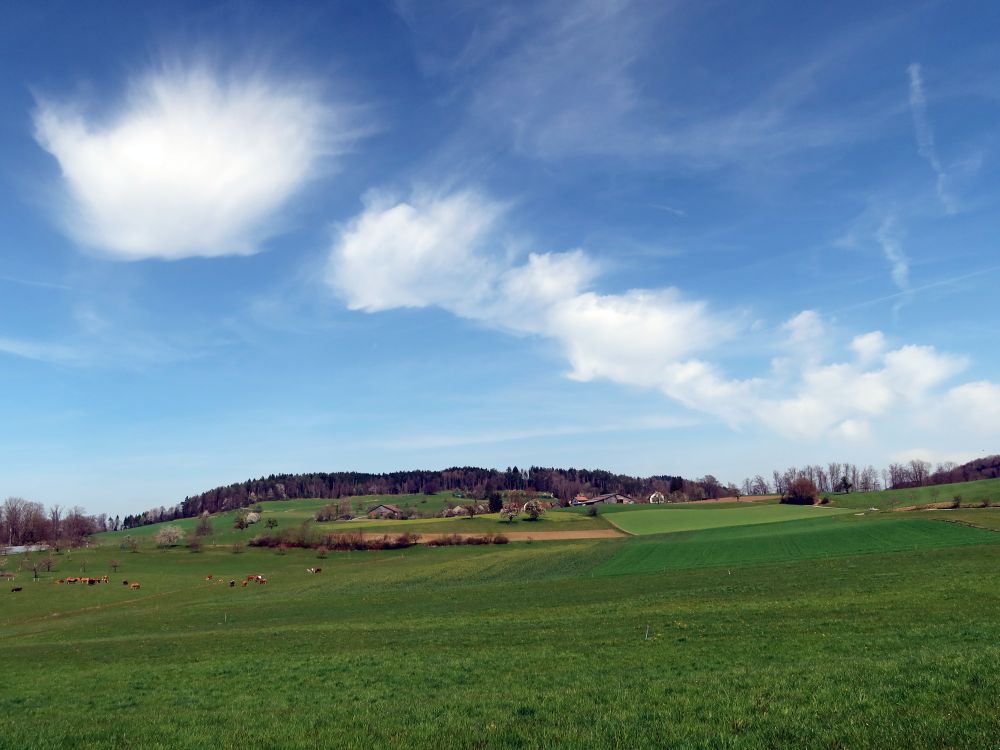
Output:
(741, 455), (1000, 496)
(0, 497), (107, 548)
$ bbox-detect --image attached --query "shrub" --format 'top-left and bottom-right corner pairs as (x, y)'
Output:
(586, 505), (599, 517)
(316, 545), (328, 559)
(248, 531), (420, 552)
(187, 536), (202, 553)
(195, 515), (214, 537)
(780, 477), (819, 505)
(314, 505), (337, 522)
(426, 534), (509, 547)
(154, 525), (184, 547)
(523, 500), (545, 521)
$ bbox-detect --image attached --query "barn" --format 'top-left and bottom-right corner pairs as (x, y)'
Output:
(367, 504), (403, 519)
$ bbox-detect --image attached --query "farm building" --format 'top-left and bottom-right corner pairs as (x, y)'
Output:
(367, 504), (403, 519)
(572, 493), (635, 506)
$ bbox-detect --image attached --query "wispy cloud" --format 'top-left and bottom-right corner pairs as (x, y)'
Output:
(875, 215), (909, 290)
(907, 63), (957, 214)
(0, 274), (71, 291)
(0, 336), (80, 364)
(33, 63), (359, 260)
(400, 0), (909, 171)
(380, 415), (697, 450)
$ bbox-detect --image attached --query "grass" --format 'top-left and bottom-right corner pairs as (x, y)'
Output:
(99, 495), (593, 546)
(2, 505), (999, 748)
(822, 476), (1000, 510)
(602, 503), (852, 535)
(593, 515), (999, 575)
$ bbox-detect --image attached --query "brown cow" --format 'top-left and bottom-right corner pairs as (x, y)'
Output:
(130, 582), (141, 590)
(205, 574), (213, 581)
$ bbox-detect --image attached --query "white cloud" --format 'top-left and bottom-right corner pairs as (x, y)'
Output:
(34, 65), (342, 260)
(851, 331), (886, 364)
(907, 63), (956, 214)
(941, 381), (1000, 434)
(327, 190), (503, 313)
(326, 188), (999, 444)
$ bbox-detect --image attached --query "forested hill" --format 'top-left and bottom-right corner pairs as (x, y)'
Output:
(122, 466), (703, 529)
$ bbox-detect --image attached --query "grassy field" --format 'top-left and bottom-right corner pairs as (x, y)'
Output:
(822, 476), (1000, 509)
(602, 503), (853, 535)
(594, 515), (999, 575)
(99, 495), (595, 546)
(2, 503), (1000, 748)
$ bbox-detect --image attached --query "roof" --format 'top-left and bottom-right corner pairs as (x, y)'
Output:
(367, 503), (402, 513)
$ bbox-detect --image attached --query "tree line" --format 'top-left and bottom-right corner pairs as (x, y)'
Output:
(741, 455), (1000, 496)
(0, 497), (107, 548)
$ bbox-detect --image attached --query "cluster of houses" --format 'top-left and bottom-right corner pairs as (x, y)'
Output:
(364, 491), (663, 520)
(570, 493), (636, 506)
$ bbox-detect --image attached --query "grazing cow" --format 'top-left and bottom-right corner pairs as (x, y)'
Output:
(66, 577), (78, 584)
(130, 582), (141, 590)
(56, 579), (65, 584)
(11, 587), (22, 592)
(259, 578), (267, 584)
(229, 580), (236, 587)
(87, 578), (96, 586)
(241, 580), (248, 587)
(101, 576), (109, 584)
(306, 567), (322, 574)
(122, 580), (129, 586)
(205, 574), (213, 581)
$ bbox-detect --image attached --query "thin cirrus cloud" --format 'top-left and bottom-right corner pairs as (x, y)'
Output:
(33, 65), (346, 261)
(907, 63), (957, 214)
(325, 188), (1000, 441)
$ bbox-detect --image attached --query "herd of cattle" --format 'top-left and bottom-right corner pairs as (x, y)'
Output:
(9, 567), (323, 593)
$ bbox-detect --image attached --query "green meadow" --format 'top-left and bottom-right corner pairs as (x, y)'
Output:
(822, 476), (1000, 509)
(601, 503), (853, 535)
(2, 490), (1000, 748)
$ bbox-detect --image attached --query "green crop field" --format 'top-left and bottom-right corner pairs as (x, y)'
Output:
(2, 500), (1000, 748)
(603, 503), (853, 535)
(594, 515), (999, 575)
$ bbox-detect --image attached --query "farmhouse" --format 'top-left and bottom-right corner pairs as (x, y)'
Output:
(367, 504), (403, 519)
(572, 493), (635, 506)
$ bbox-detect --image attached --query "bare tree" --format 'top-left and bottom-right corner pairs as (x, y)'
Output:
(48, 505), (63, 540)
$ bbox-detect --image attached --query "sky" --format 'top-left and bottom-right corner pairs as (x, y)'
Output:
(2, 0), (1000, 516)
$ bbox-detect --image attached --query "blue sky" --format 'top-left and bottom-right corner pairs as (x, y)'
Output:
(2, 0), (1000, 516)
